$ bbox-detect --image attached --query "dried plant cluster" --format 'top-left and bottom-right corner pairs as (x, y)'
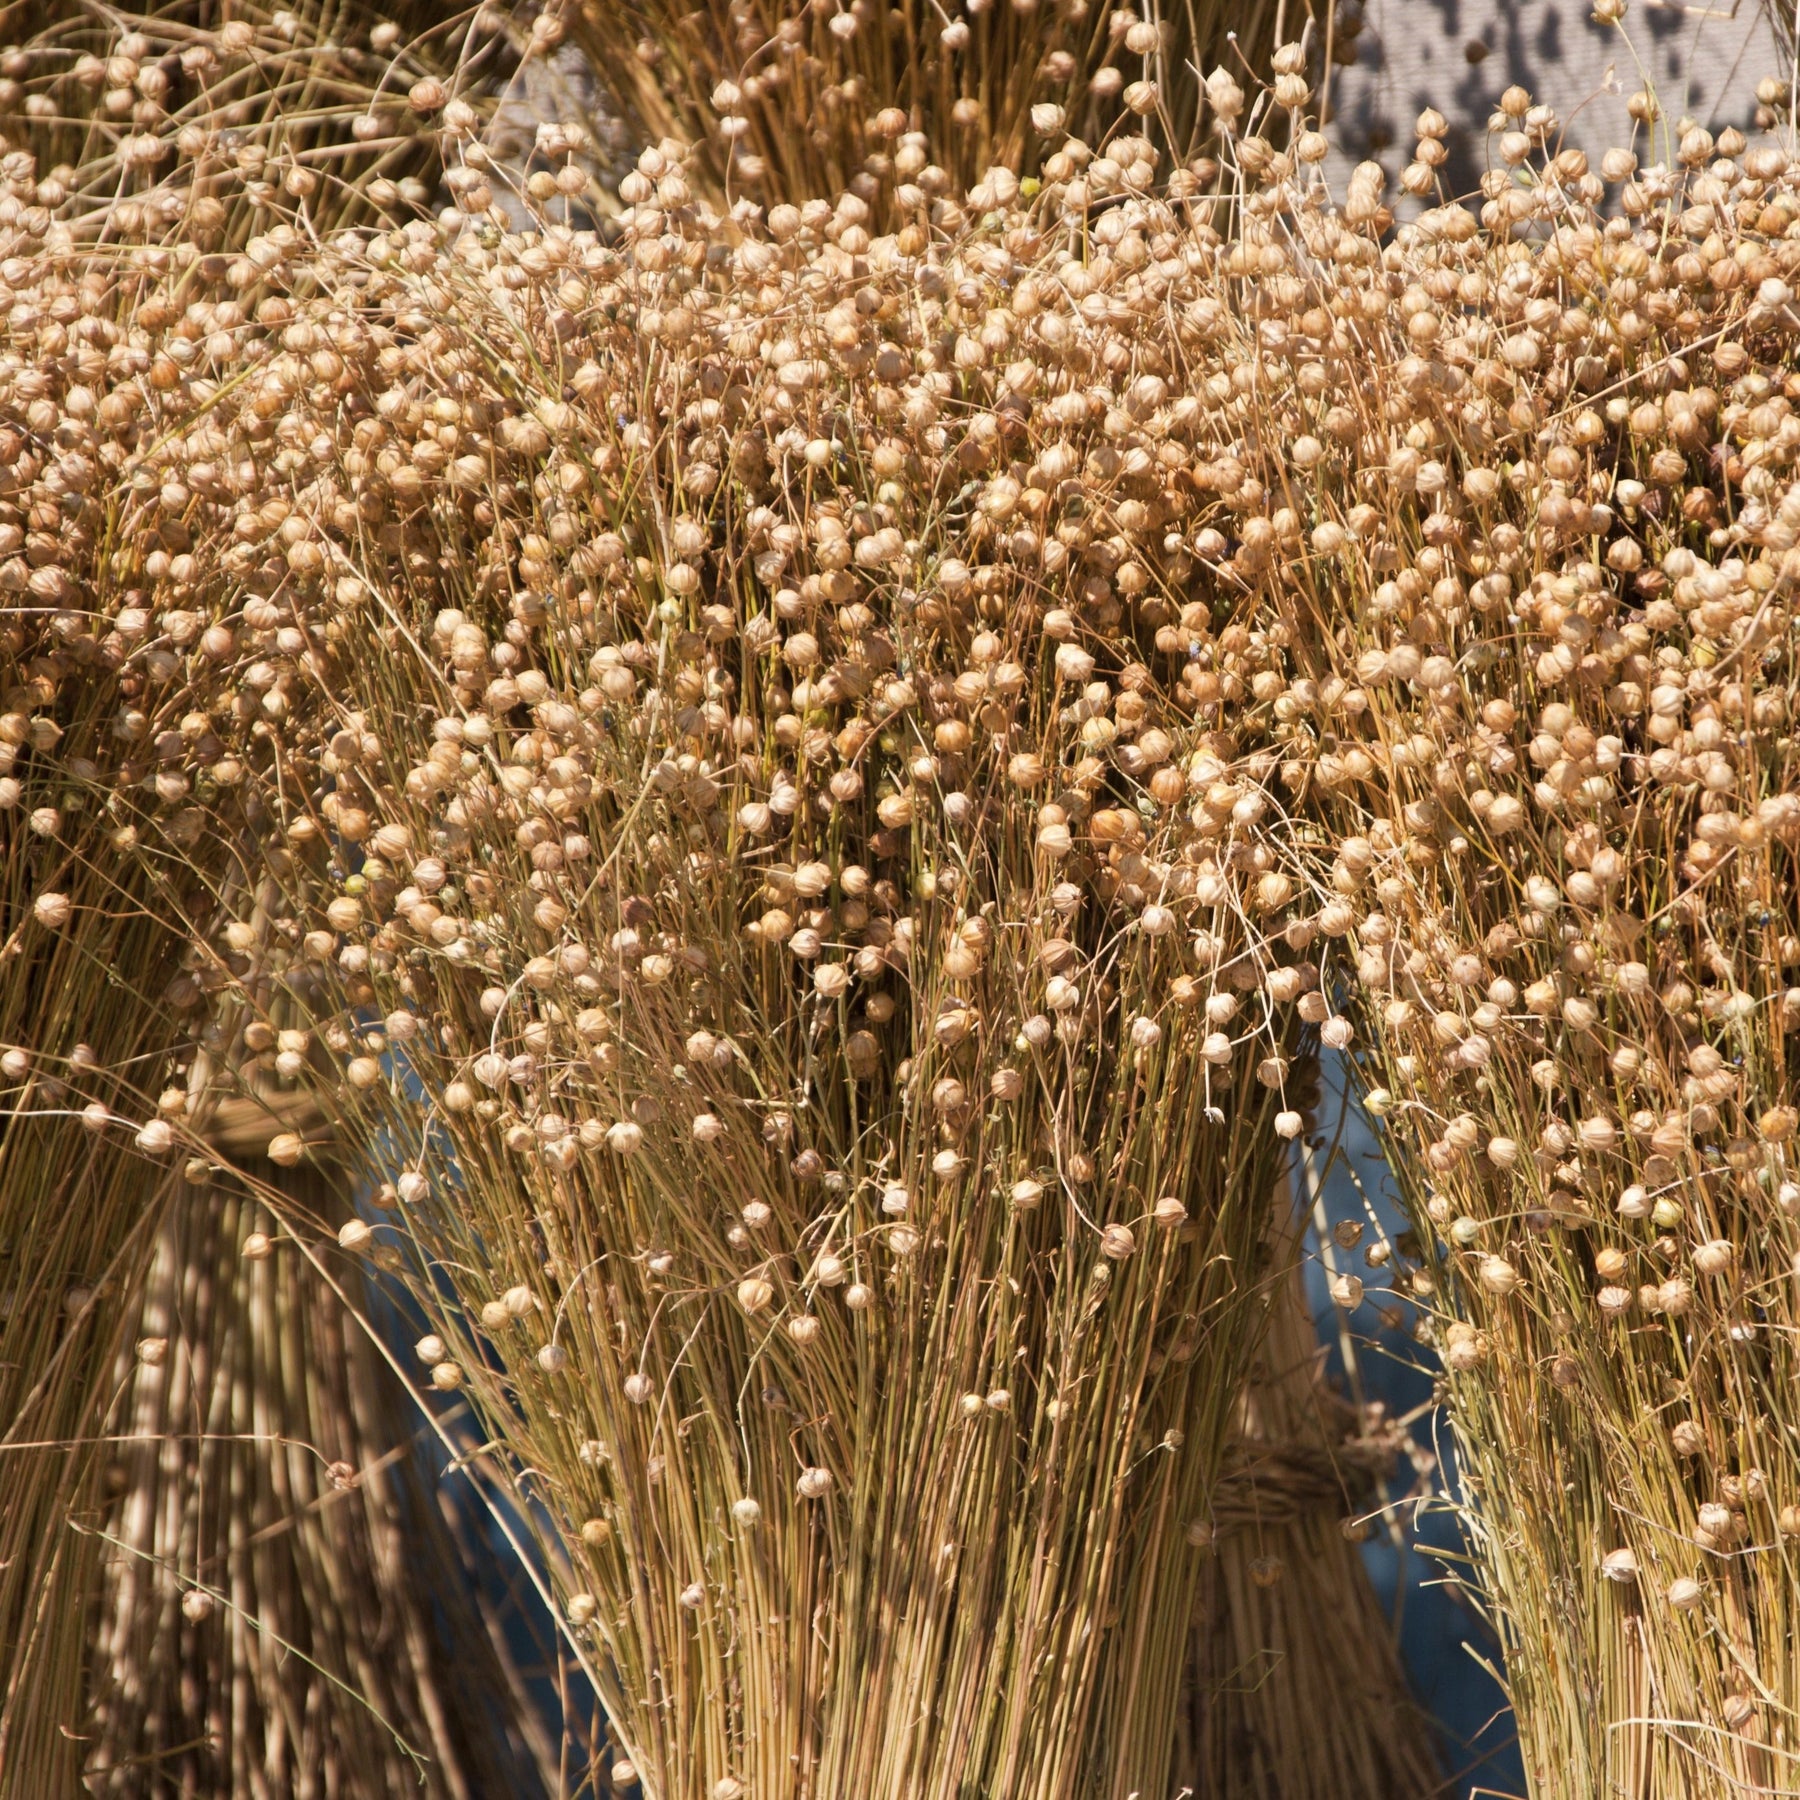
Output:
(564, 0), (1304, 209)
(1269, 112), (1800, 1800)
(0, 0), (504, 242)
(1181, 1188), (1437, 1799)
(3, 42), (1340, 1800)
(0, 8), (541, 1786)
(0, 847), (189, 1789)
(149, 164), (1323, 1800)
(0, 165), (224, 1764)
(8, 1), (1800, 1794)
(91, 1159), (553, 1799)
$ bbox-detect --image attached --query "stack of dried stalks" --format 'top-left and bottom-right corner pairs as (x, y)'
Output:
(563, 0), (1314, 208)
(0, 10), (540, 1791)
(0, 191), (245, 1760)
(87, 1135), (557, 1797)
(0, 856), (187, 1791)
(1180, 1166), (1438, 1799)
(17, 1), (1800, 1792)
(1265, 66), (1800, 1793)
(178, 210), (1312, 1787)
(5, 52), (1344, 1799)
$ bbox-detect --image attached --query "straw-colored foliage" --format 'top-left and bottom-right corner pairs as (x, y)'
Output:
(1181, 1173), (1437, 1798)
(561, 0), (1306, 209)
(0, 885), (185, 1791)
(118, 168), (1312, 1791)
(0, 8), (521, 1787)
(8, 0), (1800, 1794)
(1268, 105), (1800, 1798)
(5, 24), (1327, 1798)
(90, 1154), (557, 1796)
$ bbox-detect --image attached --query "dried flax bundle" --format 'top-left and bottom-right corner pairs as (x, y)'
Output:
(196, 226), (1316, 1799)
(21, 8), (1800, 1791)
(0, 1), (481, 242)
(562, 0), (1304, 207)
(32, 80), (1362, 1800)
(89, 1150), (553, 1798)
(0, 612), (220, 1791)
(1180, 1177), (1437, 1799)
(1183, 77), (1800, 1800)
(0, 18), (552, 1794)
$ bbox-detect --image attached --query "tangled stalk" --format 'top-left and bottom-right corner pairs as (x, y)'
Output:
(160, 179), (1317, 1797)
(3, 43), (1331, 1799)
(1181, 1177), (1439, 1798)
(0, 8), (516, 1787)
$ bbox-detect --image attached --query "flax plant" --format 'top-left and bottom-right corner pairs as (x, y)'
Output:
(88, 1147), (555, 1797)
(1213, 79), (1800, 1800)
(0, 14), (524, 1789)
(19, 12), (1800, 1794)
(1181, 1171), (1438, 1798)
(37, 87), (1345, 1798)
(564, 0), (1309, 206)
(0, 0), (498, 243)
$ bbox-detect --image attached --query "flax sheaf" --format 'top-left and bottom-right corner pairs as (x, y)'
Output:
(9, 12), (1800, 1796)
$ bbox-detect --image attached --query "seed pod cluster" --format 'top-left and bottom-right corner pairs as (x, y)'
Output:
(10, 18), (1800, 1793)
(0, 8), (476, 248)
(1250, 113), (1800, 1799)
(1, 98), (1322, 1800)
(0, 13), (569, 1778)
(570, 0), (1296, 211)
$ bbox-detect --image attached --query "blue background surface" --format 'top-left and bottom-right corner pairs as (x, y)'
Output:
(1305, 1057), (1528, 1799)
